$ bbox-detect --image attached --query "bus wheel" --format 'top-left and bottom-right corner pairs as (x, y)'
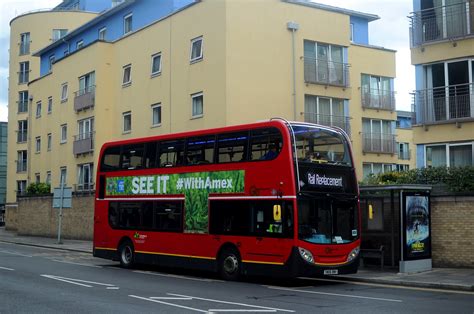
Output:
(118, 240), (135, 268)
(218, 248), (241, 281)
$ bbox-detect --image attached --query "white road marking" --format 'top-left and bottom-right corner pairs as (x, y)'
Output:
(133, 270), (221, 282)
(0, 266), (14, 271)
(0, 249), (32, 257)
(168, 293), (295, 313)
(41, 275), (118, 289)
(106, 287), (120, 290)
(150, 297), (193, 300)
(51, 259), (103, 268)
(301, 277), (474, 296)
(129, 295), (208, 313)
(208, 310), (275, 313)
(265, 286), (402, 303)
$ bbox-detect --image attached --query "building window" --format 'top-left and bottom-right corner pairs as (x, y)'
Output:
(77, 163), (93, 191)
(60, 124), (67, 143)
(303, 40), (346, 86)
(124, 13), (133, 34)
(36, 101), (42, 118)
(19, 61), (29, 84)
(46, 171), (51, 185)
(151, 53), (162, 76)
(47, 97), (53, 113)
(35, 137), (41, 153)
(18, 91), (28, 113)
(362, 118), (396, 154)
(191, 93), (203, 118)
(151, 104), (162, 126)
(35, 173), (40, 184)
(52, 29), (68, 42)
(190, 36), (203, 62)
(398, 142), (410, 160)
(20, 32), (30, 55)
(304, 95), (347, 132)
(17, 120), (28, 143)
(76, 40), (84, 49)
(362, 163), (395, 179)
(426, 143), (474, 167)
(64, 48), (69, 56)
(61, 83), (68, 102)
(123, 111), (131, 133)
(98, 27), (107, 40)
(17, 180), (27, 196)
(48, 55), (55, 72)
(17, 151), (27, 173)
(395, 164), (409, 172)
(47, 133), (52, 151)
(78, 72), (95, 96)
(122, 64), (132, 86)
(60, 167), (67, 187)
(78, 117), (94, 140)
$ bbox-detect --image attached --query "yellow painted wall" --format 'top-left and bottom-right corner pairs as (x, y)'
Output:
(412, 121), (474, 145)
(411, 38), (474, 65)
(396, 127), (416, 169)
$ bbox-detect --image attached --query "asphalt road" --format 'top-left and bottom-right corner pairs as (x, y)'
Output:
(0, 242), (472, 313)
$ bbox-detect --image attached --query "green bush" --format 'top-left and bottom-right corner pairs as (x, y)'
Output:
(360, 166), (474, 193)
(26, 182), (51, 195)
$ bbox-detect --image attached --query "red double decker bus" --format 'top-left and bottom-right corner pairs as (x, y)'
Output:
(93, 119), (360, 279)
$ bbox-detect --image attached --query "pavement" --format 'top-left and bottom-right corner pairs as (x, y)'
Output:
(0, 226), (473, 292)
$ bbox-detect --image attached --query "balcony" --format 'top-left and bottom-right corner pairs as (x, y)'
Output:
(303, 57), (350, 87)
(413, 83), (473, 124)
(362, 133), (397, 154)
(398, 150), (411, 160)
(74, 85), (95, 112)
(17, 100), (28, 113)
(73, 132), (94, 155)
(16, 160), (27, 173)
(361, 86), (396, 111)
(20, 43), (30, 55)
(17, 131), (27, 143)
(74, 183), (95, 194)
(18, 71), (29, 84)
(303, 112), (351, 135)
(410, 1), (474, 46)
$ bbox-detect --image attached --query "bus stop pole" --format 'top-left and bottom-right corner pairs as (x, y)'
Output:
(57, 184), (64, 244)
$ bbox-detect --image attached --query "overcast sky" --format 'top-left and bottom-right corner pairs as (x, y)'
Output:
(0, 0), (414, 123)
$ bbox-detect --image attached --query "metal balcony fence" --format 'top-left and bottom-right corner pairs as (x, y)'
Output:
(18, 71), (29, 84)
(361, 86), (396, 111)
(74, 183), (95, 193)
(20, 42), (30, 55)
(398, 150), (411, 160)
(362, 133), (397, 154)
(73, 132), (94, 155)
(303, 112), (351, 135)
(303, 57), (350, 87)
(410, 1), (473, 46)
(17, 131), (27, 143)
(18, 100), (28, 113)
(414, 83), (473, 124)
(16, 160), (27, 173)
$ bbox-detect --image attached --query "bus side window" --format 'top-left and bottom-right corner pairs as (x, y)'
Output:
(216, 131), (248, 163)
(101, 146), (121, 171)
(249, 127), (282, 161)
(144, 142), (158, 168)
(159, 139), (185, 167)
(121, 144), (145, 170)
(186, 135), (215, 165)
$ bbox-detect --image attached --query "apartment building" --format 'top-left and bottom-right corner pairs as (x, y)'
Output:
(7, 0), (402, 204)
(410, 0), (474, 168)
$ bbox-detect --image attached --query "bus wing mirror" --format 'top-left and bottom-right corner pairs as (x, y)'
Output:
(273, 204), (282, 222)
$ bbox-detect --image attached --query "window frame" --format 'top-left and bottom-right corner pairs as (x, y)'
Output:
(35, 136), (41, 153)
(20, 32), (30, 55)
(47, 96), (53, 114)
(191, 92), (203, 118)
(151, 103), (162, 127)
(98, 27), (107, 40)
(76, 40), (84, 50)
(123, 111), (132, 134)
(425, 142), (474, 167)
(19, 61), (29, 84)
(61, 83), (68, 102)
(151, 53), (162, 77)
(18, 91), (29, 113)
(190, 36), (203, 63)
(35, 101), (42, 118)
(47, 133), (52, 151)
(124, 13), (133, 34)
(60, 124), (68, 144)
(122, 64), (132, 86)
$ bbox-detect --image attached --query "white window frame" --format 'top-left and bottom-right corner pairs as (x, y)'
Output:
(48, 55), (55, 72)
(76, 40), (84, 49)
(47, 96), (53, 114)
(425, 142), (474, 167)
(20, 32), (30, 55)
(151, 103), (162, 127)
(98, 27), (107, 40)
(35, 101), (41, 118)
(18, 91), (28, 113)
(122, 64), (132, 86)
(78, 117), (94, 140)
(52, 29), (68, 42)
(77, 163), (93, 191)
(46, 171), (51, 185)
(59, 167), (67, 187)
(60, 124), (67, 144)
(350, 23), (354, 42)
(191, 92), (203, 118)
(124, 13), (133, 34)
(47, 133), (52, 151)
(151, 53), (162, 76)
(19, 61), (29, 84)
(190, 36), (203, 63)
(61, 83), (68, 102)
(363, 163), (396, 178)
(123, 111), (131, 133)
(35, 136), (41, 153)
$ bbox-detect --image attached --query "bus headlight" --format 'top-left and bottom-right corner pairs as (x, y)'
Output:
(298, 247), (314, 264)
(347, 246), (360, 262)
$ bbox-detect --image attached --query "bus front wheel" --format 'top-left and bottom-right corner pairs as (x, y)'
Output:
(218, 248), (241, 281)
(118, 240), (135, 268)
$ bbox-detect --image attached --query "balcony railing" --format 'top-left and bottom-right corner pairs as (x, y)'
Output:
(74, 85), (95, 111)
(303, 112), (351, 135)
(17, 131), (27, 143)
(303, 57), (350, 87)
(17, 100), (28, 113)
(16, 160), (27, 173)
(74, 183), (95, 194)
(361, 86), (396, 111)
(413, 83), (473, 124)
(398, 150), (411, 160)
(20, 43), (30, 55)
(18, 71), (29, 84)
(73, 132), (94, 155)
(362, 133), (397, 154)
(409, 1), (473, 46)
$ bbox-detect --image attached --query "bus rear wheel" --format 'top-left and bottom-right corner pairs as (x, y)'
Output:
(218, 248), (241, 281)
(118, 240), (135, 269)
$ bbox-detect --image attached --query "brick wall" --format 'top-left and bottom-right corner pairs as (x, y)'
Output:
(4, 204), (18, 231)
(431, 196), (474, 268)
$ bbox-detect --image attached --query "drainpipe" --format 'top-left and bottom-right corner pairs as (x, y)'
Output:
(287, 21), (299, 121)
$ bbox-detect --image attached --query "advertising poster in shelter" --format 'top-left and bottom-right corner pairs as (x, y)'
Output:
(402, 192), (431, 260)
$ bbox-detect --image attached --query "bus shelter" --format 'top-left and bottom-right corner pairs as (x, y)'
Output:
(359, 185), (432, 273)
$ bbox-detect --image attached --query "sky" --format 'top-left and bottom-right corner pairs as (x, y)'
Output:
(0, 0), (415, 123)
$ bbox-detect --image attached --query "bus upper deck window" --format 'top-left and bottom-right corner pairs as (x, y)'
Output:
(101, 146), (121, 171)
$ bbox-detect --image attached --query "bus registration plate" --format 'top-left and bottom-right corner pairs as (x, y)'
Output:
(323, 269), (338, 275)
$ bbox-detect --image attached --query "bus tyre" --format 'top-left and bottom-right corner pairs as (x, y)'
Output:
(218, 248), (241, 281)
(119, 240), (135, 269)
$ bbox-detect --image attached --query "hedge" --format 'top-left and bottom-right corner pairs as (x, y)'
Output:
(361, 166), (474, 193)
